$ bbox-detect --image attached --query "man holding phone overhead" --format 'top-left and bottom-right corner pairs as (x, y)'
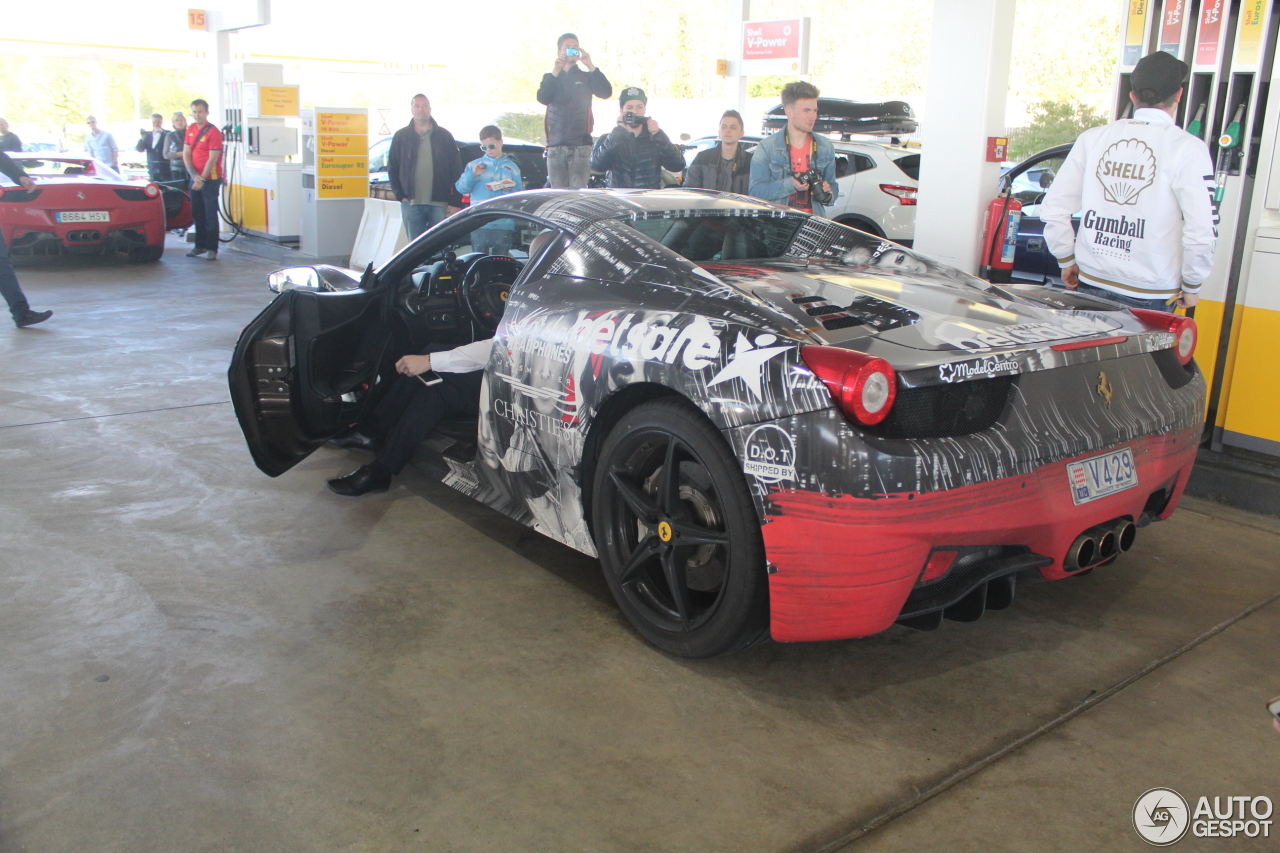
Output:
(537, 32), (612, 189)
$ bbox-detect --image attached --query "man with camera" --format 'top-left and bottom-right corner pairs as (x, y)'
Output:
(590, 87), (686, 190)
(538, 33), (612, 189)
(749, 81), (839, 216)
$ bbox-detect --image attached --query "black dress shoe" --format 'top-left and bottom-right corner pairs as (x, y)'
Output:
(328, 430), (383, 451)
(327, 464), (392, 496)
(15, 309), (52, 328)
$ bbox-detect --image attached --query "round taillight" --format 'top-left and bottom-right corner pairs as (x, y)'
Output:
(1175, 322), (1196, 364)
(1130, 308), (1197, 366)
(800, 345), (898, 427)
(145, 183), (160, 197)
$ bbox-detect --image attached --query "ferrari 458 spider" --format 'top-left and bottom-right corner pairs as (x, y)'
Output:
(0, 154), (188, 262)
(230, 190), (1204, 657)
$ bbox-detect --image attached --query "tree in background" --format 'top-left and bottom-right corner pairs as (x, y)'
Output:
(1007, 99), (1108, 161)
(496, 112), (546, 145)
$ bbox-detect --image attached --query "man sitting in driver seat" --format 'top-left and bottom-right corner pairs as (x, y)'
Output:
(326, 229), (557, 496)
(326, 339), (492, 496)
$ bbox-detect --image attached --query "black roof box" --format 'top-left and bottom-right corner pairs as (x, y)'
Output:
(762, 97), (918, 136)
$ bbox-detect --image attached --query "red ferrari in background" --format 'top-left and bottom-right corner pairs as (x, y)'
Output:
(0, 154), (192, 263)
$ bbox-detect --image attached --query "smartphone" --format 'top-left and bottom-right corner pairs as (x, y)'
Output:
(565, 47), (581, 58)
(416, 370), (444, 387)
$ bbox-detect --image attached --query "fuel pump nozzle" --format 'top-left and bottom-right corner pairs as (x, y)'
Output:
(1213, 105), (1246, 203)
(1186, 103), (1206, 139)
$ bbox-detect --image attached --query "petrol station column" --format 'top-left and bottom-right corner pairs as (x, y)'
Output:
(912, 0), (1017, 273)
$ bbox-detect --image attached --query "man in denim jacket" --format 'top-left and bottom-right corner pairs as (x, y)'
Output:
(748, 81), (838, 217)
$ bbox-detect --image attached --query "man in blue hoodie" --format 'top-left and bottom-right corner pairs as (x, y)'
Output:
(455, 126), (524, 253)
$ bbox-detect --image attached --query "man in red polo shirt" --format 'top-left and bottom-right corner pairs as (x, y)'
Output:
(182, 98), (224, 260)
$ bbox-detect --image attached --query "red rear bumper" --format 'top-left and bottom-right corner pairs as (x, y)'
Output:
(762, 426), (1199, 642)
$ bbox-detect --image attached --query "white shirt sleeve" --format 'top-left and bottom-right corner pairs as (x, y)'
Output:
(1040, 141), (1087, 267)
(430, 338), (493, 373)
(1171, 142), (1218, 293)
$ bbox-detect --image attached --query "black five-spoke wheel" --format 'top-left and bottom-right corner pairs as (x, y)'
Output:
(592, 398), (769, 657)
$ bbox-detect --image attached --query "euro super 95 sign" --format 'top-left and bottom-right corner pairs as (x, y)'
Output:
(741, 19), (810, 75)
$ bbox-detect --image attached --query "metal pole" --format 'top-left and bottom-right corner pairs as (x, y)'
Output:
(728, 0), (750, 114)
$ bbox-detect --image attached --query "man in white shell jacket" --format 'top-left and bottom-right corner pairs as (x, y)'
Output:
(1041, 51), (1217, 312)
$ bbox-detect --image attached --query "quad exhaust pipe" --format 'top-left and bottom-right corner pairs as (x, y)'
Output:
(1064, 517), (1137, 572)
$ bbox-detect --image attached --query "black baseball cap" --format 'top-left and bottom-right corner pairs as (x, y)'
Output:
(1131, 51), (1188, 103)
(619, 87), (647, 107)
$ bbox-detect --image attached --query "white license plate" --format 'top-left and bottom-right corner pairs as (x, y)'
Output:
(56, 211), (110, 223)
(1067, 448), (1138, 505)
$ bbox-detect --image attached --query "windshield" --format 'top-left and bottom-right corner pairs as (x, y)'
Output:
(4, 159), (100, 183)
(627, 214), (804, 262)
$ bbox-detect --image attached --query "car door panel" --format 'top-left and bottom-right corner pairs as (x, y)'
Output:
(229, 286), (391, 477)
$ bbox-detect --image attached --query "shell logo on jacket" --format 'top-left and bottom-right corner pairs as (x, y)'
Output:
(1095, 139), (1157, 205)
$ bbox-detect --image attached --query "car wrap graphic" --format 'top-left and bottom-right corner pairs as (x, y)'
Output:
(232, 188), (1207, 645)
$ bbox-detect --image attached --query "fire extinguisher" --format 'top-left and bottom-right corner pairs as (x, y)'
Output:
(979, 189), (1022, 283)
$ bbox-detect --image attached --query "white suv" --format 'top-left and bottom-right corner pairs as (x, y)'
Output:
(824, 140), (920, 246)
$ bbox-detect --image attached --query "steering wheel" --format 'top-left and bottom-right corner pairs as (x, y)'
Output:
(460, 255), (523, 334)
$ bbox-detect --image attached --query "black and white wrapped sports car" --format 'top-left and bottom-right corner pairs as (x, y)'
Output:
(229, 190), (1204, 657)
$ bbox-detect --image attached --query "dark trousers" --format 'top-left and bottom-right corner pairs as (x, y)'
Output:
(190, 178), (222, 252)
(367, 370), (484, 475)
(0, 229), (31, 321)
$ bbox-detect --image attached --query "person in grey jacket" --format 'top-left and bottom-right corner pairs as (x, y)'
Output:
(164, 111), (188, 182)
(590, 87), (685, 189)
(537, 33), (611, 189)
(685, 110), (753, 194)
(748, 81), (838, 217)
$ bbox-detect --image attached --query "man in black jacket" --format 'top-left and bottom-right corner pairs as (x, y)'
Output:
(590, 87), (685, 190)
(0, 152), (53, 327)
(387, 94), (463, 240)
(537, 33), (611, 189)
(136, 113), (169, 182)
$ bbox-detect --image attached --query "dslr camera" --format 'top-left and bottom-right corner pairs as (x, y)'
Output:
(622, 112), (647, 128)
(791, 167), (832, 205)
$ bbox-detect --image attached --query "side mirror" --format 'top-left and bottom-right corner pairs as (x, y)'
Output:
(268, 266), (321, 293)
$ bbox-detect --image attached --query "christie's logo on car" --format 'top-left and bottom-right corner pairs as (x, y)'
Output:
(938, 356), (1019, 383)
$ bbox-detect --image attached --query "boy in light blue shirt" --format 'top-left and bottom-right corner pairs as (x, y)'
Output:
(456, 125), (523, 254)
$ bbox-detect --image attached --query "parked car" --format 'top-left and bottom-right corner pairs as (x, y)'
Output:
(230, 189), (1204, 657)
(824, 138), (920, 246)
(998, 143), (1076, 283)
(0, 154), (180, 261)
(368, 136), (548, 198)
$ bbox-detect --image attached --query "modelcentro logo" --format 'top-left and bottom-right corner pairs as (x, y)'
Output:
(1133, 788), (1274, 845)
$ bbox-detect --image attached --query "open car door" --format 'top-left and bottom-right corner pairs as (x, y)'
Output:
(229, 281), (391, 476)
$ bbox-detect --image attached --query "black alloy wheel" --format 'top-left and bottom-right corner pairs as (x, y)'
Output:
(592, 398), (769, 658)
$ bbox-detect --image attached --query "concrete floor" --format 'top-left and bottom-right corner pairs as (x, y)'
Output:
(1, 235), (1278, 853)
